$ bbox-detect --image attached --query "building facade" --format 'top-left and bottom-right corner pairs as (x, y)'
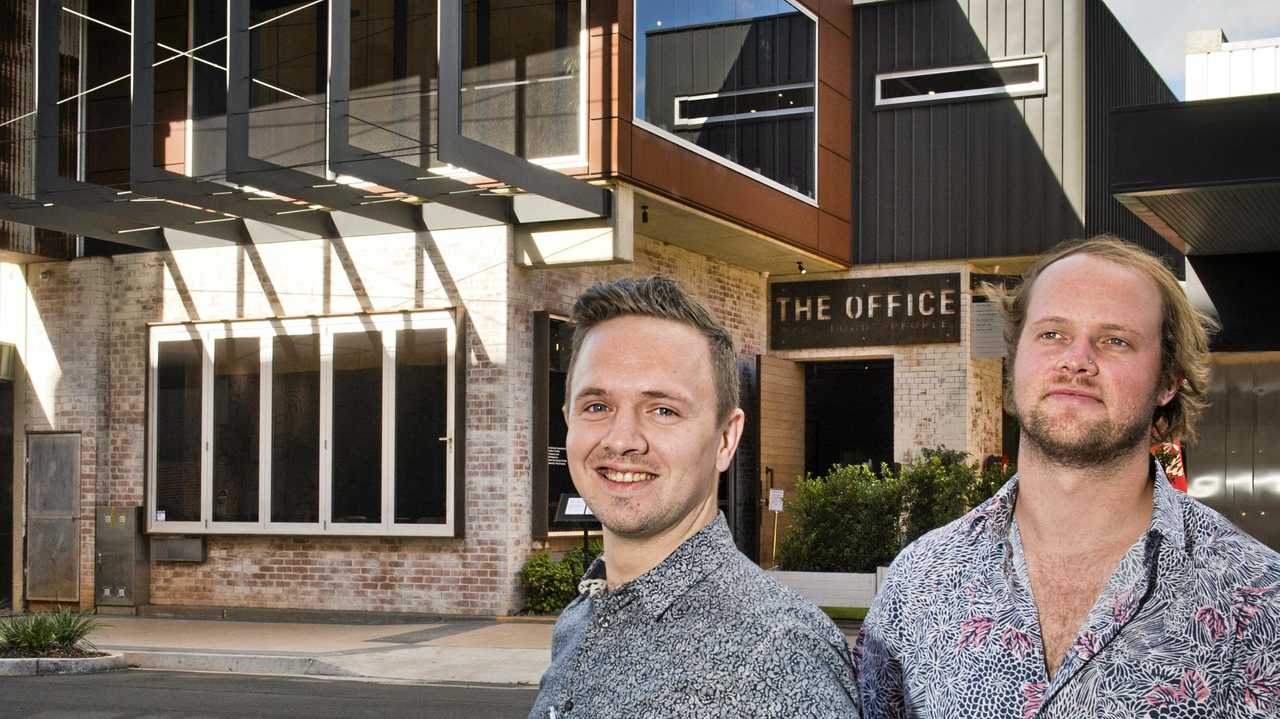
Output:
(0, 0), (1208, 617)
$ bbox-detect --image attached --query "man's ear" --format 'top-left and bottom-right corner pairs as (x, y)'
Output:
(1156, 375), (1181, 408)
(714, 408), (746, 473)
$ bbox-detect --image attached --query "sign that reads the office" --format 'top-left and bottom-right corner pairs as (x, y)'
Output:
(770, 273), (961, 349)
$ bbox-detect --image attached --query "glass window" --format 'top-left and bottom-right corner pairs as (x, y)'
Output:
(271, 334), (320, 523)
(213, 337), (261, 522)
(635, 0), (816, 199)
(461, 0), (584, 162)
(875, 56), (1046, 107)
(331, 330), (383, 524)
(155, 340), (202, 523)
(149, 313), (456, 535)
(347, 0), (439, 168)
(248, 0), (327, 173)
(394, 328), (448, 525)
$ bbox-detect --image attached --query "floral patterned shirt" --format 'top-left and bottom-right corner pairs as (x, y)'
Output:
(855, 464), (1280, 718)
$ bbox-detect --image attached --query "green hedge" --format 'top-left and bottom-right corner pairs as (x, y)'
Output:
(777, 448), (1015, 573)
(520, 540), (603, 614)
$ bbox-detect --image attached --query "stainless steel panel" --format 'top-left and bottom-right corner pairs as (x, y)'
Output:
(1187, 357), (1280, 552)
(150, 536), (206, 563)
(95, 507), (149, 607)
(26, 434), (80, 602)
(1251, 361), (1280, 549)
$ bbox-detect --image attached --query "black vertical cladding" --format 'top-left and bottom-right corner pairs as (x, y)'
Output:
(854, 0), (1095, 265)
(1083, 0), (1182, 276)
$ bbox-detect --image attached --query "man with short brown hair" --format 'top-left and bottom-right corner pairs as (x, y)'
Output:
(529, 276), (859, 719)
(856, 237), (1280, 717)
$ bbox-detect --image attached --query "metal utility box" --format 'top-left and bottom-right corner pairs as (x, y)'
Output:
(150, 536), (205, 563)
(95, 507), (150, 607)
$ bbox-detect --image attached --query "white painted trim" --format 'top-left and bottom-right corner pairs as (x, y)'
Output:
(875, 54), (1047, 108)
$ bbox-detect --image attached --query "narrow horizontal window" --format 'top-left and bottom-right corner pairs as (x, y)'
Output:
(875, 55), (1046, 107)
(675, 84), (815, 127)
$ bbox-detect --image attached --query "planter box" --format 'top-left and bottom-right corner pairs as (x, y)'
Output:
(0, 652), (126, 676)
(767, 567), (889, 609)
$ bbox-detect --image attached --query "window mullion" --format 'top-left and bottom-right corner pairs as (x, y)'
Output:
(259, 328), (272, 529)
(319, 324), (333, 532)
(200, 328), (214, 528)
(382, 328), (395, 531)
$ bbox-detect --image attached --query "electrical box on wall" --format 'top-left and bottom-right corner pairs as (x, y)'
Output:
(95, 507), (150, 608)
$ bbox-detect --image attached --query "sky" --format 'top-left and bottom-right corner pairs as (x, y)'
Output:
(1103, 0), (1280, 99)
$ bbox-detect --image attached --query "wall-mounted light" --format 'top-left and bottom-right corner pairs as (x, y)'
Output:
(796, 261), (807, 275)
(39, 270), (52, 280)
(641, 205), (649, 223)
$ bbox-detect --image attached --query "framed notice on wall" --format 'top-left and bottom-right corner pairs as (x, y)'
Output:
(770, 273), (962, 349)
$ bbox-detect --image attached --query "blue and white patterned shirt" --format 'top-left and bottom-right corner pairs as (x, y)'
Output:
(855, 464), (1280, 718)
(529, 513), (860, 718)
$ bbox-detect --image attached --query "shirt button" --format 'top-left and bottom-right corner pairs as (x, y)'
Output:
(563, 699), (574, 711)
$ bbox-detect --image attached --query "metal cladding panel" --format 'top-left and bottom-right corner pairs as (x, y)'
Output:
(1139, 188), (1280, 256)
(1082, 0), (1181, 274)
(1187, 357), (1280, 552)
(853, 0), (1086, 265)
(26, 433), (80, 603)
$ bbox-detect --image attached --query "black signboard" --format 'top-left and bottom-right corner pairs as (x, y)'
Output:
(770, 273), (962, 349)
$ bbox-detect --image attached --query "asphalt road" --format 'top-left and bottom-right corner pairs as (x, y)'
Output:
(0, 670), (539, 718)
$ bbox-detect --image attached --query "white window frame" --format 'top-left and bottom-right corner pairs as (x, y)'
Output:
(673, 82), (815, 127)
(874, 54), (1047, 108)
(147, 310), (458, 537)
(632, 0), (820, 205)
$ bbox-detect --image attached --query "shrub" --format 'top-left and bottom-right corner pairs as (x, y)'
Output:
(776, 449), (1020, 574)
(520, 539), (603, 614)
(899, 447), (978, 547)
(776, 463), (903, 573)
(0, 608), (104, 655)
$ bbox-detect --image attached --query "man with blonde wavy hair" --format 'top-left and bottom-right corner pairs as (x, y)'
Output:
(855, 237), (1280, 717)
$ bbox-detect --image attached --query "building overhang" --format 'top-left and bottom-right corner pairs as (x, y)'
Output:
(1110, 93), (1280, 256)
(1111, 93), (1280, 350)
(1, 0), (611, 253)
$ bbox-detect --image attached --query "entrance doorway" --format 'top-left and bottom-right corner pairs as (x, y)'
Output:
(805, 360), (894, 477)
(0, 381), (11, 611)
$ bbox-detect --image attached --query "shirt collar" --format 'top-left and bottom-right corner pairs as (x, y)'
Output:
(578, 512), (737, 619)
(978, 457), (1188, 556)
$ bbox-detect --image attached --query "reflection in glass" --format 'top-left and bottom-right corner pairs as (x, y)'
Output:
(348, 0), (439, 168)
(213, 337), (260, 522)
(272, 334), (320, 523)
(461, 0), (582, 161)
(156, 340), (202, 522)
(332, 330), (382, 523)
(394, 329), (448, 524)
(635, 0), (815, 197)
(248, 0), (327, 172)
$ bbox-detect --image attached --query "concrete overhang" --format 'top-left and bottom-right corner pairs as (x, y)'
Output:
(1110, 93), (1280, 256)
(631, 187), (844, 276)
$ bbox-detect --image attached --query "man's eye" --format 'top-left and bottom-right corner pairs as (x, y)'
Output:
(583, 402), (609, 413)
(653, 406), (679, 418)
(1039, 330), (1063, 341)
(1103, 337), (1130, 348)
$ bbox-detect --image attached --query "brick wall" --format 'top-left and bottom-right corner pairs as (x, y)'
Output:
(23, 226), (766, 616)
(25, 258), (111, 609)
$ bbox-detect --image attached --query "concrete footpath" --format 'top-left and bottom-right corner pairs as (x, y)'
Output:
(93, 615), (557, 685)
(92, 614), (863, 686)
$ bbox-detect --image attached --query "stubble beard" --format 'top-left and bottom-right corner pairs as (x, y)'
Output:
(1016, 386), (1155, 470)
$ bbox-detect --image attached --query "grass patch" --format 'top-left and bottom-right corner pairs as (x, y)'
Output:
(820, 606), (868, 621)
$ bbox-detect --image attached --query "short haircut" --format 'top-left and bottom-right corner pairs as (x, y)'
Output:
(566, 276), (740, 424)
(986, 235), (1217, 443)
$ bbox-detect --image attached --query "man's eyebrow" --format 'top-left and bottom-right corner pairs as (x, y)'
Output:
(1030, 316), (1144, 335)
(572, 387), (609, 402)
(639, 390), (690, 405)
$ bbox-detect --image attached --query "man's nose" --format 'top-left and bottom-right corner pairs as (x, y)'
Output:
(1057, 338), (1099, 375)
(602, 408), (648, 455)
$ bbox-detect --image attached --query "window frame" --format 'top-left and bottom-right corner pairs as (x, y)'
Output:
(874, 54), (1047, 108)
(147, 310), (459, 537)
(672, 82), (816, 128)
(631, 0), (820, 206)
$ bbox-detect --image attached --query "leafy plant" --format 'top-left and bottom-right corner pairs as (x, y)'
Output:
(776, 449), (1019, 574)
(0, 608), (105, 655)
(520, 540), (603, 614)
(776, 463), (903, 573)
(899, 447), (976, 548)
